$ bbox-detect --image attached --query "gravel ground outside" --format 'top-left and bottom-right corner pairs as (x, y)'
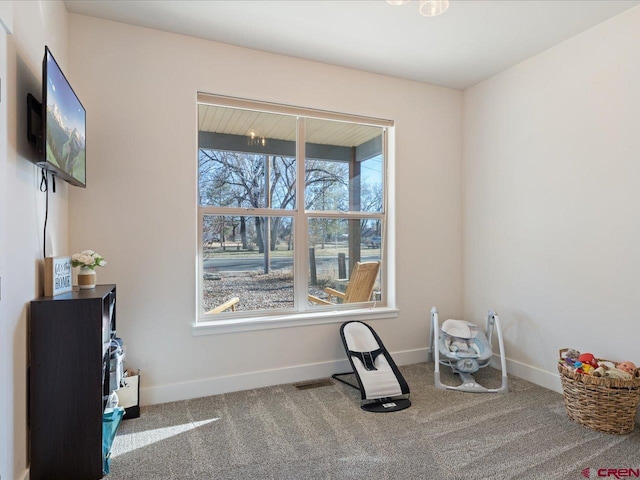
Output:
(202, 270), (328, 312)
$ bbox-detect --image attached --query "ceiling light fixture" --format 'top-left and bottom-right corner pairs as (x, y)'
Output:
(387, 0), (450, 17)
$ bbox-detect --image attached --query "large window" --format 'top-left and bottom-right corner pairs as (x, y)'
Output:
(197, 94), (391, 325)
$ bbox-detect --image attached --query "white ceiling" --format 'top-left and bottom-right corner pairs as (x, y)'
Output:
(64, 0), (639, 90)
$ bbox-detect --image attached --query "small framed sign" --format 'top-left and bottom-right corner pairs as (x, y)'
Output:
(44, 256), (73, 296)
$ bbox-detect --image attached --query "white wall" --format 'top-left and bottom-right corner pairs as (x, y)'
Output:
(67, 15), (463, 405)
(1, 2), (69, 479)
(463, 6), (640, 391)
(0, 8), (10, 480)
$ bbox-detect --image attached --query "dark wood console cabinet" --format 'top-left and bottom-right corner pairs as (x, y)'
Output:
(29, 284), (117, 480)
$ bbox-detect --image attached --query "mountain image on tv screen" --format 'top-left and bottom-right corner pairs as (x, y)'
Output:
(46, 51), (86, 186)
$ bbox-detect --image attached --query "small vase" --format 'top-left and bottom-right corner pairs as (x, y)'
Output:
(78, 266), (96, 289)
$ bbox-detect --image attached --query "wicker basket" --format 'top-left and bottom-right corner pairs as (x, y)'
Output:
(558, 348), (640, 434)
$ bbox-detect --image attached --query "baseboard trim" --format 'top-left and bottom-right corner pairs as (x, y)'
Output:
(490, 354), (563, 394)
(141, 347), (429, 406)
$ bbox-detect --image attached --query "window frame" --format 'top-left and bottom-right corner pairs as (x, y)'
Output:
(194, 93), (397, 334)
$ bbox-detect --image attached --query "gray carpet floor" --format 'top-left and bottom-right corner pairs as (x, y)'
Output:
(109, 363), (640, 479)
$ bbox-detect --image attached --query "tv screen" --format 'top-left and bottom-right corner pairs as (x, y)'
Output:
(42, 46), (86, 187)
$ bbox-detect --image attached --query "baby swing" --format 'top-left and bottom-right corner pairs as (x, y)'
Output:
(428, 306), (508, 393)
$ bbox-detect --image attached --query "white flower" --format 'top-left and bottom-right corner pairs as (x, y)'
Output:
(71, 250), (107, 270)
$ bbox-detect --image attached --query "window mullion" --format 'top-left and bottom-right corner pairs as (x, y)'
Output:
(294, 117), (308, 312)
(198, 206), (292, 217)
(303, 211), (384, 220)
(197, 211), (204, 316)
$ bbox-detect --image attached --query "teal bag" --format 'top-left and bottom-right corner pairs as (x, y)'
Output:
(102, 407), (125, 474)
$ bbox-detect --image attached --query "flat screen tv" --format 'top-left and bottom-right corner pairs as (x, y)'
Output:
(35, 46), (86, 187)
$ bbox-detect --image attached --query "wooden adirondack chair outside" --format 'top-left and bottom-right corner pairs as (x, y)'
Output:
(206, 297), (240, 314)
(308, 261), (380, 305)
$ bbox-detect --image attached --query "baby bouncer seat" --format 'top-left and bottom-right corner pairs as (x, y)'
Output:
(428, 307), (508, 393)
(333, 321), (411, 412)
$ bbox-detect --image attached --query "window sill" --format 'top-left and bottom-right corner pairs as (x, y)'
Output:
(192, 306), (399, 335)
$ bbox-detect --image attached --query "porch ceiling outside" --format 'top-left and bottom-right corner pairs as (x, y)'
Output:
(198, 104), (381, 148)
